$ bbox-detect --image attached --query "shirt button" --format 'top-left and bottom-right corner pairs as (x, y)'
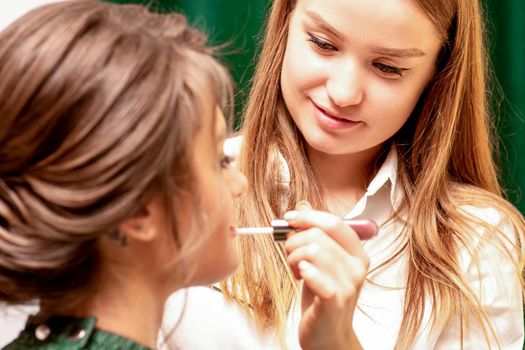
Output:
(35, 324), (51, 341)
(69, 327), (87, 341)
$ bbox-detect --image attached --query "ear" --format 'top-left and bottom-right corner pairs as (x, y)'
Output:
(118, 204), (157, 243)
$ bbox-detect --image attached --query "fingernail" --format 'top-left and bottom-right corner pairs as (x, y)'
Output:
(295, 200), (311, 210)
(298, 260), (314, 273)
(284, 210), (298, 221)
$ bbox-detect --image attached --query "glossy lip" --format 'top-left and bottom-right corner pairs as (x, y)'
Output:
(229, 225), (236, 238)
(312, 100), (362, 130)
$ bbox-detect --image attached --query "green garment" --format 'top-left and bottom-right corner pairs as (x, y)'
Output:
(3, 316), (151, 350)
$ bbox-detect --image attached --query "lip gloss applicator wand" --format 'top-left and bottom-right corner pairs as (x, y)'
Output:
(236, 219), (378, 242)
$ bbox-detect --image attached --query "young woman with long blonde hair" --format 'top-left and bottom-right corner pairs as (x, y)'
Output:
(161, 0), (525, 348)
(221, 0), (525, 348)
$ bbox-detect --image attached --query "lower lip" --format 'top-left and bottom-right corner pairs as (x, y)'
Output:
(229, 226), (236, 238)
(312, 103), (361, 130)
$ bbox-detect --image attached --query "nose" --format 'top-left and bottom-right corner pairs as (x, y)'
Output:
(326, 61), (364, 107)
(230, 168), (247, 198)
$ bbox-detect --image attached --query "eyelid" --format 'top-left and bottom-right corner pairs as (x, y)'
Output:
(372, 62), (408, 78)
(306, 30), (408, 78)
(307, 32), (338, 51)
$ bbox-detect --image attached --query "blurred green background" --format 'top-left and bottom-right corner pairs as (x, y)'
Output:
(106, 0), (525, 215)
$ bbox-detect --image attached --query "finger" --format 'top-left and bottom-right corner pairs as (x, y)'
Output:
(284, 209), (366, 260)
(287, 242), (366, 279)
(287, 243), (329, 271)
(287, 235), (342, 280)
(298, 260), (338, 299)
(285, 227), (343, 257)
(295, 200), (312, 210)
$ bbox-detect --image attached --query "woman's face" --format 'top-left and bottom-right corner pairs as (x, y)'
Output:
(181, 107), (247, 286)
(281, 0), (442, 159)
(153, 106), (247, 288)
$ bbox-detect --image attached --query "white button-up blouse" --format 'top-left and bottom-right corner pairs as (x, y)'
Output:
(162, 136), (523, 349)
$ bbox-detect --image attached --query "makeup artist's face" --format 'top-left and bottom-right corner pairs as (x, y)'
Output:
(281, 0), (442, 159)
(180, 107), (247, 286)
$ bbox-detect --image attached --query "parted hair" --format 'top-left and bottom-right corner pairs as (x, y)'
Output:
(0, 0), (232, 309)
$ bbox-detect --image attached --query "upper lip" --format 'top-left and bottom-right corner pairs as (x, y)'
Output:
(313, 101), (360, 122)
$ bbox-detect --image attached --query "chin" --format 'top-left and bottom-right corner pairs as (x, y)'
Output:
(305, 138), (348, 155)
(190, 254), (240, 287)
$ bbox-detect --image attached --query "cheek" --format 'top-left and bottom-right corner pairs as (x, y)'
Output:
(366, 78), (427, 131)
(194, 202), (239, 283)
(201, 178), (234, 247)
(281, 34), (327, 96)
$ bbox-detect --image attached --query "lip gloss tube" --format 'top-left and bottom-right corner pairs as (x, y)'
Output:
(235, 219), (377, 241)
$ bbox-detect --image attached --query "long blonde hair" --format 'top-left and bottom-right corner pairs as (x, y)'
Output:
(222, 0), (525, 348)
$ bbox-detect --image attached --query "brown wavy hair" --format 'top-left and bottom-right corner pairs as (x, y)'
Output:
(224, 0), (525, 348)
(0, 0), (232, 311)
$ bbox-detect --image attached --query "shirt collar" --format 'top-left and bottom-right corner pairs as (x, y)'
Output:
(278, 145), (401, 220)
(345, 146), (400, 219)
(225, 136), (402, 221)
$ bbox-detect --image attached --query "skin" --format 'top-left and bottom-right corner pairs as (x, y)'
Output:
(281, 0), (442, 215)
(175, 107), (248, 286)
(59, 107), (247, 348)
(279, 0), (442, 348)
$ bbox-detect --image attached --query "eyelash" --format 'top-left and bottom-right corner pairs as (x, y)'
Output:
(307, 33), (337, 51)
(306, 32), (407, 78)
(373, 62), (406, 78)
(220, 155), (235, 169)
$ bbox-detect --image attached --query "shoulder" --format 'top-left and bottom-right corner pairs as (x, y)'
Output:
(451, 191), (524, 290)
(4, 316), (150, 350)
(441, 190), (525, 347)
(452, 184), (523, 239)
(448, 184), (524, 273)
(457, 201), (521, 260)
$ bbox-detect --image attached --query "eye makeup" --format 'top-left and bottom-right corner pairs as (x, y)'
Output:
(236, 219), (378, 241)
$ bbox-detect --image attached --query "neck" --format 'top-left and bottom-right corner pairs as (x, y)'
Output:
(50, 262), (169, 348)
(307, 144), (384, 216)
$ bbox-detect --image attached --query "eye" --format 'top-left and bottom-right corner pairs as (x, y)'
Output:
(373, 62), (407, 78)
(307, 33), (338, 52)
(220, 155), (235, 169)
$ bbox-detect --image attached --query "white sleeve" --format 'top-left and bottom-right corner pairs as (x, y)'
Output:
(159, 286), (279, 350)
(435, 207), (524, 349)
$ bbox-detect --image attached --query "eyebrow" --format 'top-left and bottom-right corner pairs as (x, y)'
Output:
(305, 10), (426, 58)
(305, 10), (343, 39)
(370, 47), (425, 58)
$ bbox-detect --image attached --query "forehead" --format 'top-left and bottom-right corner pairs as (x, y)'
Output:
(214, 106), (226, 138)
(198, 102), (227, 143)
(192, 81), (223, 132)
(295, 0), (441, 53)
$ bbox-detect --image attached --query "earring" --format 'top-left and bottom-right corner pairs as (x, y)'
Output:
(108, 228), (128, 246)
